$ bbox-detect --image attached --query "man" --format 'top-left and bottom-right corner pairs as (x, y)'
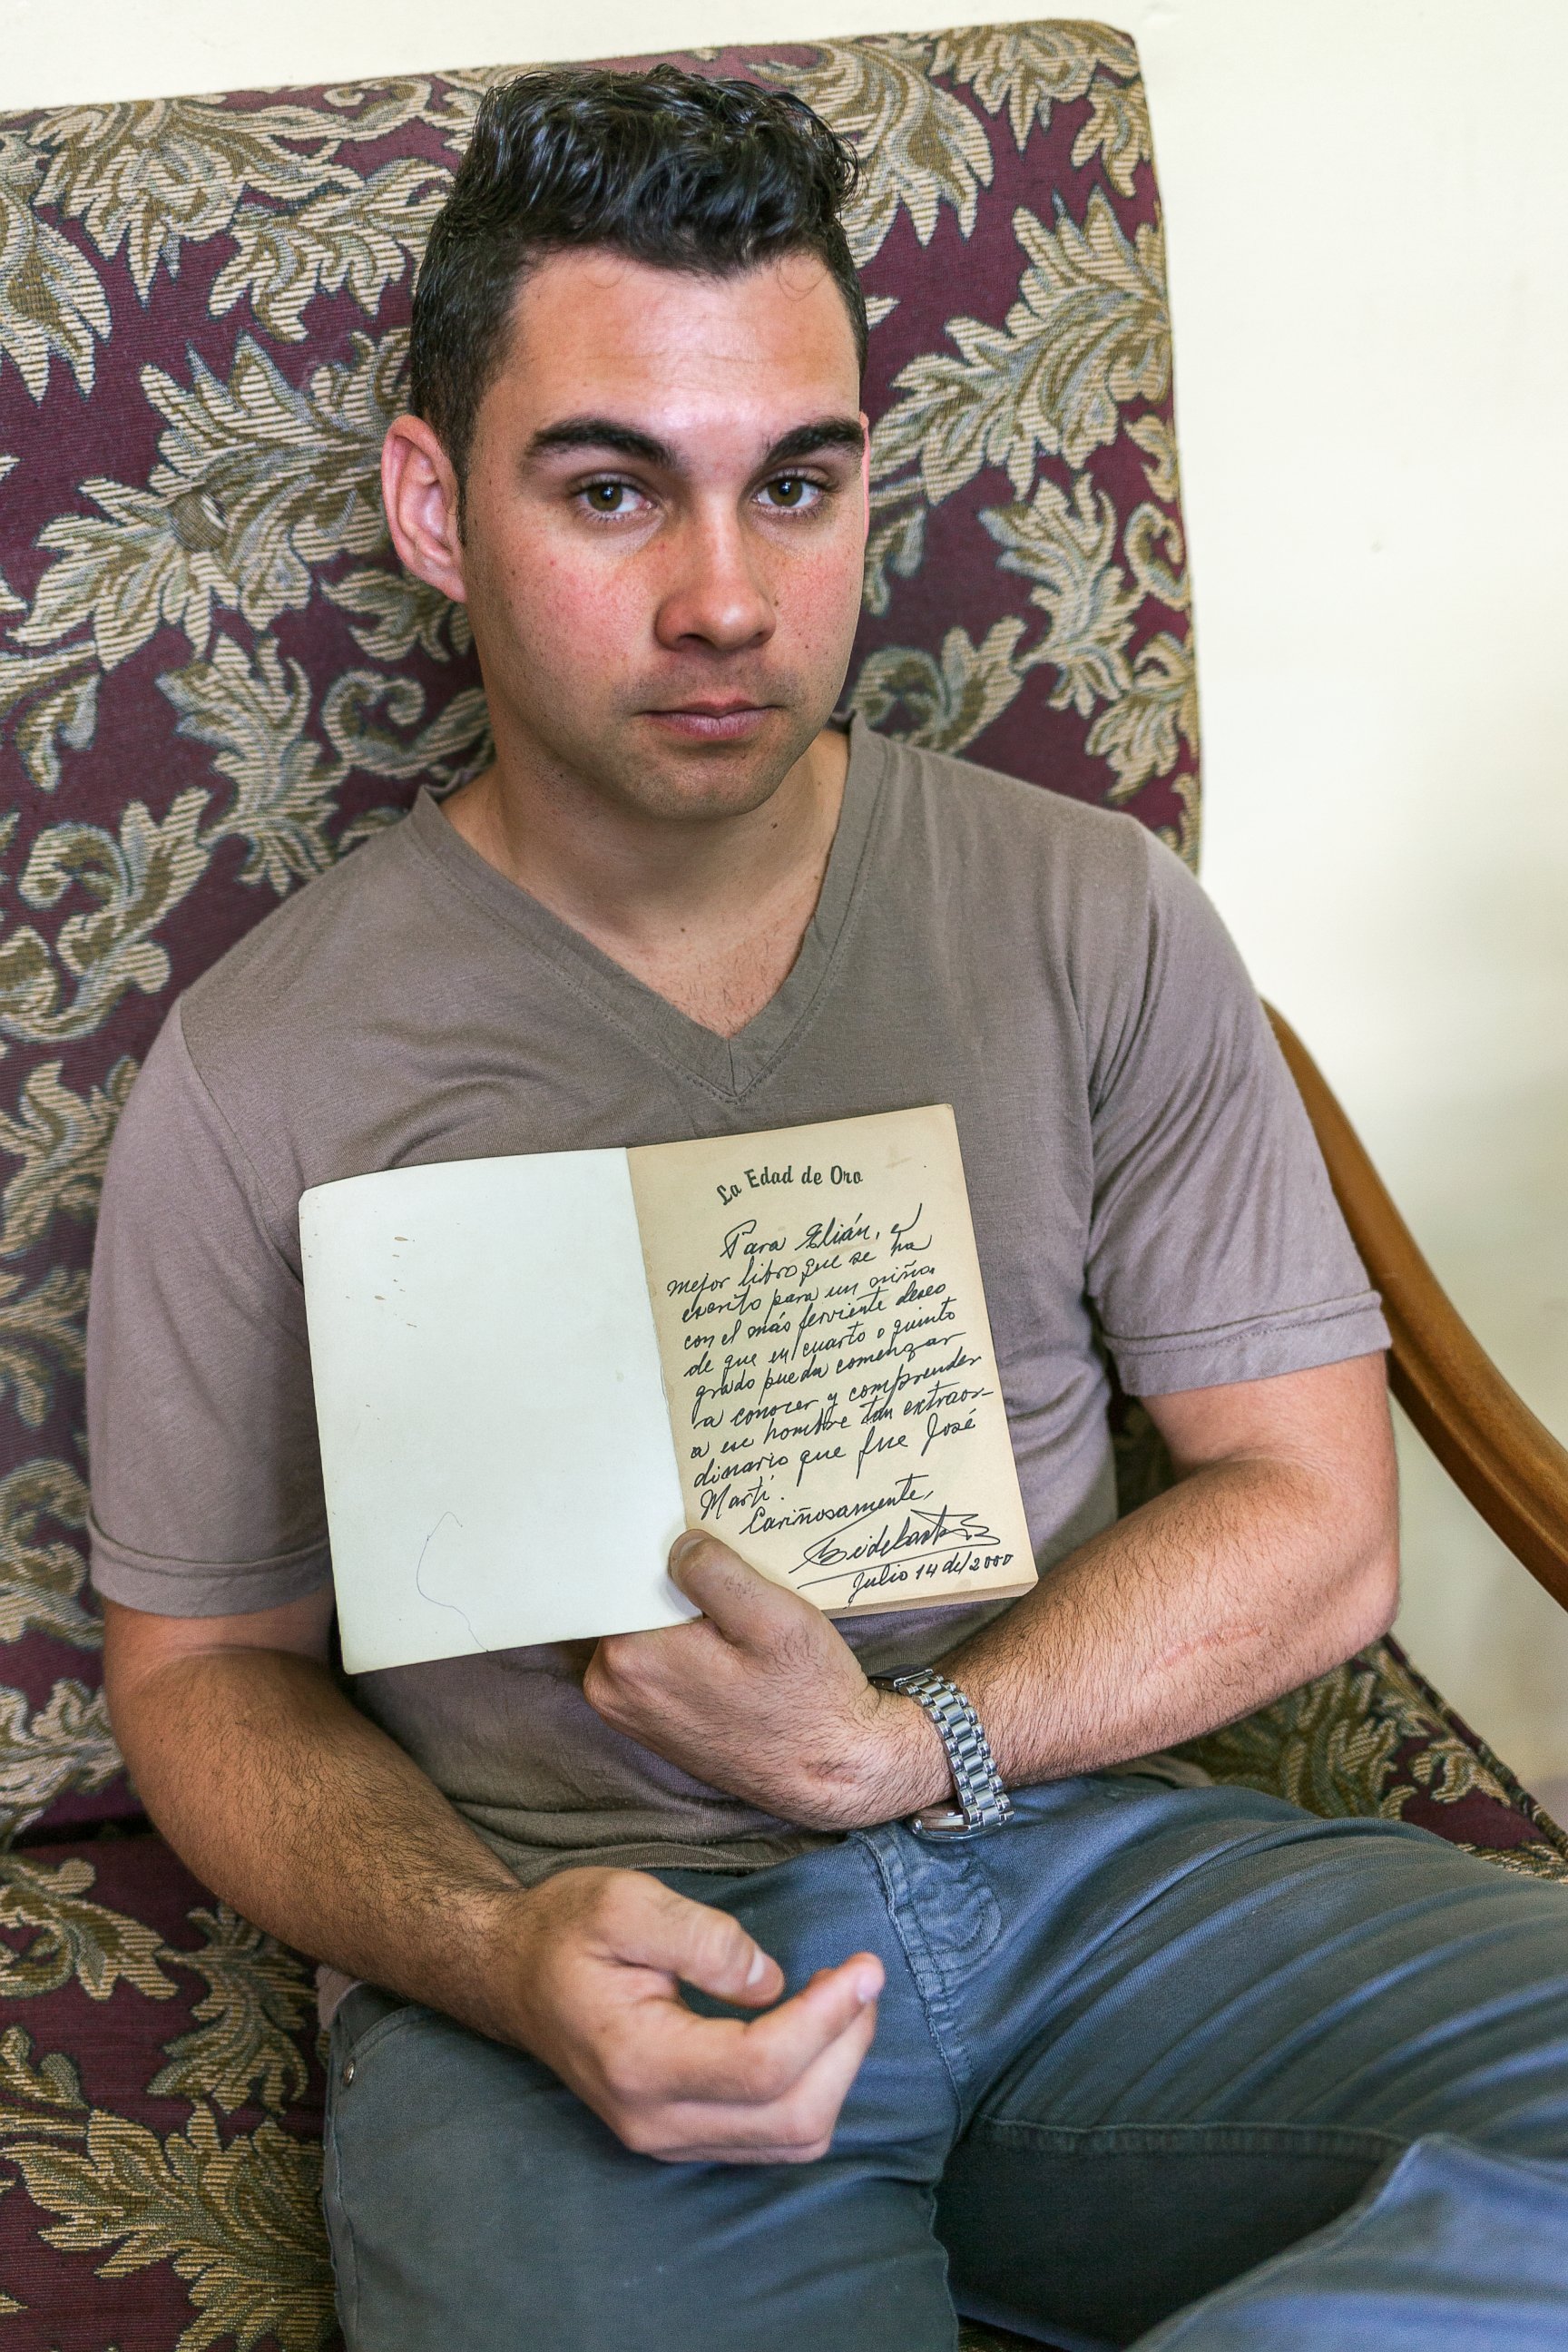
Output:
(88, 65), (1568, 2352)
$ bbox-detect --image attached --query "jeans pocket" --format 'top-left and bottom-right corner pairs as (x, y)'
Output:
(332, 1985), (429, 2079)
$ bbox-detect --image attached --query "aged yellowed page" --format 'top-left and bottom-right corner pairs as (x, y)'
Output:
(628, 1105), (1037, 1617)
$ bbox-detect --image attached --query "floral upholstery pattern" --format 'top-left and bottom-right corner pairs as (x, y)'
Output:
(0, 1833), (330, 2348)
(0, 22), (1559, 2348)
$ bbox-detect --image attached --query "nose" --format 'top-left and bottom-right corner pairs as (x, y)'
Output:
(652, 503), (775, 656)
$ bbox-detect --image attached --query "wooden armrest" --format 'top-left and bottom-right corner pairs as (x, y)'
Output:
(1265, 1004), (1568, 1612)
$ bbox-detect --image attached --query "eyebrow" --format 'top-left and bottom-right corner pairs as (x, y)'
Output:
(526, 414), (866, 472)
(762, 417), (867, 467)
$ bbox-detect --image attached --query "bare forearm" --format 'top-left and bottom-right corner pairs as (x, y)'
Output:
(939, 1453), (1397, 1788)
(109, 1646), (530, 2042)
(510, 1362), (1400, 1831)
(108, 1627), (895, 2164)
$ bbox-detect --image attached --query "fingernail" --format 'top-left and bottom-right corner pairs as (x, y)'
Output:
(746, 1948), (769, 1987)
(670, 1531), (706, 1573)
(855, 1966), (882, 2005)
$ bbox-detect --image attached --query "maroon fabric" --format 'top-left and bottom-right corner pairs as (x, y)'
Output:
(1385, 1639), (1568, 1855)
(0, 1832), (334, 2347)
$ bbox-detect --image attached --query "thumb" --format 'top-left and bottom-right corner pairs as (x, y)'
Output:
(667, 1529), (813, 1651)
(620, 1877), (785, 2006)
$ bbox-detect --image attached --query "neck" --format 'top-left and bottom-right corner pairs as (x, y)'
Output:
(437, 723), (852, 1038)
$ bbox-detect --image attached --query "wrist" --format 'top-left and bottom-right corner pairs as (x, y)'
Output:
(460, 1874), (564, 2048)
(879, 1668), (1014, 1833)
(828, 1683), (954, 1830)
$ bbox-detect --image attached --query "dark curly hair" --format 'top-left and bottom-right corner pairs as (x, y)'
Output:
(409, 65), (867, 506)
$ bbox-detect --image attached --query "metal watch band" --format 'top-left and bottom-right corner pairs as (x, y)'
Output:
(882, 1667), (1014, 1832)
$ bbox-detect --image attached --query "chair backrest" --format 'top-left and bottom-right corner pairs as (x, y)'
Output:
(0, 20), (1198, 1840)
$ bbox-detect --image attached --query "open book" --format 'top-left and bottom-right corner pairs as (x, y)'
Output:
(300, 1104), (1036, 1673)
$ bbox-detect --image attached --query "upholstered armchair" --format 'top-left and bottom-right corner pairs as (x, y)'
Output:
(0, 23), (1563, 2347)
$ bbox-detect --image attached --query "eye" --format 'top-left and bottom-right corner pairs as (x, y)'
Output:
(579, 479), (644, 518)
(760, 475), (823, 513)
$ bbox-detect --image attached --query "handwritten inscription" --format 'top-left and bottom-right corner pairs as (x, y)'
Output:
(661, 1182), (1014, 1606)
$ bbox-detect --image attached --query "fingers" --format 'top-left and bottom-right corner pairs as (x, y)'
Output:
(626, 1953), (884, 2108)
(665, 1529), (821, 1656)
(517, 1871), (887, 2166)
(633, 1984), (881, 2163)
(604, 1961), (884, 2162)
(590, 1873), (782, 2004)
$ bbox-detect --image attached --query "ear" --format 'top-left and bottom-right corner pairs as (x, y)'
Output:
(859, 409), (871, 537)
(382, 416), (467, 603)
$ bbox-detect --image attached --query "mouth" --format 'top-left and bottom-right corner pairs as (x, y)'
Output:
(642, 701), (776, 743)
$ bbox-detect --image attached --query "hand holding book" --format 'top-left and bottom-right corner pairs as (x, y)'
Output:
(582, 1526), (955, 1831)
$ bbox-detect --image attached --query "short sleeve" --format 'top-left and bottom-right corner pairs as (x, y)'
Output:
(1086, 833), (1389, 1396)
(86, 1005), (331, 1614)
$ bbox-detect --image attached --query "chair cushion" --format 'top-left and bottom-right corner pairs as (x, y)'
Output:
(1181, 1636), (1568, 1879)
(0, 1811), (1063, 2350)
(0, 1829), (334, 2348)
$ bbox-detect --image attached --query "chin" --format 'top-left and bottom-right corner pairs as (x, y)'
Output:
(607, 720), (819, 823)
(619, 765), (794, 825)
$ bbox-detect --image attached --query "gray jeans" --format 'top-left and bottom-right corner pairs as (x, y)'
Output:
(323, 1775), (1568, 2348)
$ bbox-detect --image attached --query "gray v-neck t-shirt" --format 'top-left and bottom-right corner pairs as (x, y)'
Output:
(87, 721), (1387, 1882)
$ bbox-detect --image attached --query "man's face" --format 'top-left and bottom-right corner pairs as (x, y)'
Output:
(426, 247), (868, 824)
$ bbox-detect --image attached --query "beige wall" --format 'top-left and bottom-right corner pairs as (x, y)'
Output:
(5, 2), (1566, 1791)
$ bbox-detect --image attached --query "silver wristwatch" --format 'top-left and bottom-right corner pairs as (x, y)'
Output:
(878, 1667), (1014, 1834)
